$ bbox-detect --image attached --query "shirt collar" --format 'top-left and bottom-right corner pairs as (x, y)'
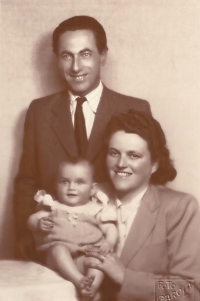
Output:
(68, 81), (103, 112)
(116, 186), (148, 211)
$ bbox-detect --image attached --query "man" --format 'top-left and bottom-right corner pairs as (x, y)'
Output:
(14, 15), (151, 261)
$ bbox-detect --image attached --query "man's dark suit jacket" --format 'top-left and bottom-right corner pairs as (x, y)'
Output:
(14, 85), (151, 260)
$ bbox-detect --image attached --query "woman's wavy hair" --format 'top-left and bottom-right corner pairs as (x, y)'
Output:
(104, 110), (177, 185)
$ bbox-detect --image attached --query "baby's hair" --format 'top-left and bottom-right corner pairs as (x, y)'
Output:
(56, 157), (95, 181)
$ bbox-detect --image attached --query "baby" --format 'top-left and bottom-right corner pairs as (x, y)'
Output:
(27, 158), (118, 301)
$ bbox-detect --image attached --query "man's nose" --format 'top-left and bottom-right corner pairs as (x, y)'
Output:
(117, 155), (127, 168)
(71, 57), (82, 72)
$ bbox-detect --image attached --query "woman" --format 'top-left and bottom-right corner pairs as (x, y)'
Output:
(87, 110), (200, 301)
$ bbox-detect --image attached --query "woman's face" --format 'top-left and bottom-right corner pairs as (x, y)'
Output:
(106, 130), (157, 200)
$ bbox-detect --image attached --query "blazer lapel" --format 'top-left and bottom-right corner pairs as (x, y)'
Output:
(120, 186), (160, 267)
(86, 86), (114, 161)
(51, 91), (78, 157)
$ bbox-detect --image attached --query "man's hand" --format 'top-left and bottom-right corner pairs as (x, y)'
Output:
(38, 217), (54, 232)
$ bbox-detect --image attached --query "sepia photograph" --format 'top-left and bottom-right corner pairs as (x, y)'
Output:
(0, 0), (200, 300)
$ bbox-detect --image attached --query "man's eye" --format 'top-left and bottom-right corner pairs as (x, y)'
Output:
(82, 52), (91, 58)
(62, 54), (71, 59)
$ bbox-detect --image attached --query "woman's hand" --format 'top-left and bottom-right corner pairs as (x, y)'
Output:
(86, 251), (125, 285)
(99, 239), (114, 256)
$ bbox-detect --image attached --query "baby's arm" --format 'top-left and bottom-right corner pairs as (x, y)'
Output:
(96, 212), (118, 255)
(27, 210), (50, 232)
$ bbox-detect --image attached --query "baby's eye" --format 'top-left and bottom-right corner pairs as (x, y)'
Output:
(76, 180), (85, 185)
(60, 179), (69, 184)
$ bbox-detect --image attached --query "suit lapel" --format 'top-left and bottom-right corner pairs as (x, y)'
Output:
(51, 91), (78, 157)
(86, 87), (113, 161)
(120, 186), (160, 267)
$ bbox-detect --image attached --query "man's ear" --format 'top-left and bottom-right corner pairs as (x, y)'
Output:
(151, 161), (159, 174)
(90, 183), (98, 196)
(100, 49), (108, 66)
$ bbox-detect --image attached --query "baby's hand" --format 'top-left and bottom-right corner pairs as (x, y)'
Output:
(99, 240), (113, 256)
(38, 217), (54, 232)
(81, 244), (94, 253)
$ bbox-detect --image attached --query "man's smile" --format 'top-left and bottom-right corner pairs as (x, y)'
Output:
(70, 74), (88, 81)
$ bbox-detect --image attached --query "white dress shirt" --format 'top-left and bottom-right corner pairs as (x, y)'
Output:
(116, 187), (148, 256)
(68, 82), (103, 138)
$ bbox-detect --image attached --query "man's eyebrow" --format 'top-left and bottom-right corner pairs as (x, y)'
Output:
(60, 50), (72, 56)
(79, 48), (93, 53)
(60, 48), (93, 56)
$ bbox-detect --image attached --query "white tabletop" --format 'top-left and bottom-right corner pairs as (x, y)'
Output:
(0, 260), (79, 301)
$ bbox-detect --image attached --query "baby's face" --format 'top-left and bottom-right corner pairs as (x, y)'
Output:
(56, 162), (95, 206)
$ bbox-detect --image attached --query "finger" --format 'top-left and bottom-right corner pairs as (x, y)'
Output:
(99, 244), (106, 251)
(44, 225), (53, 230)
(82, 245), (93, 253)
(42, 216), (51, 221)
(44, 216), (56, 224)
(41, 228), (51, 232)
(99, 247), (107, 255)
(86, 251), (106, 263)
(43, 221), (54, 227)
(87, 261), (104, 272)
(101, 249), (109, 256)
(42, 226), (53, 232)
(86, 251), (100, 258)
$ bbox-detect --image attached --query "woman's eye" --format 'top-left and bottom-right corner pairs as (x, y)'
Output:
(108, 150), (119, 157)
(129, 153), (140, 159)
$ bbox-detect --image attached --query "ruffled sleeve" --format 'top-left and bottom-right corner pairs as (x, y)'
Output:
(95, 189), (117, 222)
(100, 204), (117, 222)
(34, 190), (56, 212)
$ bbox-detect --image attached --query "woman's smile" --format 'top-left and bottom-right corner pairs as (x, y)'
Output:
(114, 171), (133, 178)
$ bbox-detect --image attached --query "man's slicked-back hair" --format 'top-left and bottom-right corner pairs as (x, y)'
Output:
(52, 15), (108, 54)
(104, 110), (177, 185)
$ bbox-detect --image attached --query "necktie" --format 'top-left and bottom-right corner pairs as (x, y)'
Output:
(74, 97), (88, 157)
